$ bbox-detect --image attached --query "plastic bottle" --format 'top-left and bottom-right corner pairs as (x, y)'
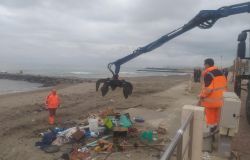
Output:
(88, 118), (99, 133)
(153, 131), (158, 141)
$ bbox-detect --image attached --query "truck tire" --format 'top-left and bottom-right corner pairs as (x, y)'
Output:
(246, 95), (250, 124)
(234, 77), (241, 97)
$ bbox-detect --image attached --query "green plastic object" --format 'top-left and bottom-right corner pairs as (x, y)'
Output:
(104, 117), (113, 129)
(140, 130), (153, 142)
(119, 115), (132, 128)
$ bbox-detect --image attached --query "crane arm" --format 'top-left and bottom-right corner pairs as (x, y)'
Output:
(97, 2), (250, 98)
(108, 2), (250, 77)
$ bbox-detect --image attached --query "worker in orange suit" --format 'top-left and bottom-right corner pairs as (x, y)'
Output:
(199, 58), (227, 130)
(45, 89), (60, 125)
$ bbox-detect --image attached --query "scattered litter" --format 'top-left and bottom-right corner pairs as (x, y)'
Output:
(88, 116), (99, 133)
(35, 108), (169, 159)
(71, 127), (84, 141)
(104, 117), (113, 129)
(140, 130), (154, 142)
(157, 126), (167, 135)
(85, 135), (112, 147)
(99, 108), (115, 118)
(153, 131), (158, 141)
(133, 116), (144, 123)
(113, 127), (128, 138)
(78, 147), (89, 153)
(119, 114), (132, 128)
(70, 146), (91, 160)
(57, 127), (78, 138)
(35, 130), (57, 148)
(52, 136), (70, 146)
(94, 139), (113, 152)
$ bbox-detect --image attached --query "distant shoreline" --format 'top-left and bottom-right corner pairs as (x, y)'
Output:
(0, 73), (93, 87)
(137, 67), (193, 73)
(0, 71), (190, 88)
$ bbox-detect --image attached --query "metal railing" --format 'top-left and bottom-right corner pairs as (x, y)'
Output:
(160, 112), (194, 160)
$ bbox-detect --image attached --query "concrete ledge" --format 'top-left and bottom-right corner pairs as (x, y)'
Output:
(182, 105), (204, 160)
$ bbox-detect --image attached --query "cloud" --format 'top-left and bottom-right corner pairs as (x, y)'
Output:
(0, 0), (249, 73)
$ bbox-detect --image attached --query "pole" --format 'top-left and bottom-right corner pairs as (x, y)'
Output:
(220, 55), (223, 69)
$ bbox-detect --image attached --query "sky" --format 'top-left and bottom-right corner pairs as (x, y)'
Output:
(0, 0), (249, 73)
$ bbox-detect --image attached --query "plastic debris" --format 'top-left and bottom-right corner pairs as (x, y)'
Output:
(52, 136), (71, 146)
(133, 116), (145, 123)
(98, 126), (106, 134)
(88, 116), (99, 133)
(84, 135), (112, 147)
(104, 117), (113, 129)
(113, 127), (128, 138)
(157, 126), (167, 135)
(99, 108), (115, 118)
(70, 146), (91, 160)
(94, 139), (113, 152)
(35, 131), (57, 148)
(35, 107), (169, 159)
(90, 131), (98, 138)
(57, 127), (78, 138)
(78, 147), (89, 153)
(119, 115), (132, 128)
(153, 131), (158, 141)
(140, 130), (153, 142)
(71, 128), (84, 141)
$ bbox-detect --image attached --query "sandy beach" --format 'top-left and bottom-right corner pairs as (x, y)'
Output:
(0, 75), (201, 160)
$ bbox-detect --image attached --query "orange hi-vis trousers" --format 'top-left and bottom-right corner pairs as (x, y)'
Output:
(48, 108), (57, 125)
(205, 107), (221, 126)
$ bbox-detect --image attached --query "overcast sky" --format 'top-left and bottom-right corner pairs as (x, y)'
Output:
(0, 0), (249, 72)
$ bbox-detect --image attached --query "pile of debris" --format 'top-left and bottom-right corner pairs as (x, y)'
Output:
(35, 108), (169, 160)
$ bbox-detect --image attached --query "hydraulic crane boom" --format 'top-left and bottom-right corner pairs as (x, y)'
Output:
(97, 2), (250, 98)
(110, 2), (250, 76)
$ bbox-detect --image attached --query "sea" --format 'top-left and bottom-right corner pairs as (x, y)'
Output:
(0, 69), (189, 95)
(0, 79), (43, 95)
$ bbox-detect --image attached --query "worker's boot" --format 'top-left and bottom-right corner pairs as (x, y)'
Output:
(209, 125), (218, 142)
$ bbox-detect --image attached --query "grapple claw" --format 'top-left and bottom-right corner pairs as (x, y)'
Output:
(96, 80), (101, 91)
(101, 82), (109, 96)
(122, 81), (133, 98)
(96, 78), (110, 91)
(96, 77), (133, 98)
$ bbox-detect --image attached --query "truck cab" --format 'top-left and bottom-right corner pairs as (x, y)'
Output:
(234, 30), (250, 123)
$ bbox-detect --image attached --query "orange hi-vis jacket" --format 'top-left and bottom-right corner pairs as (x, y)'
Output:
(200, 66), (227, 108)
(46, 93), (60, 108)
(200, 66), (227, 125)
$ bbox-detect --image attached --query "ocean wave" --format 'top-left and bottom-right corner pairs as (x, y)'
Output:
(70, 71), (91, 75)
(119, 71), (137, 75)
